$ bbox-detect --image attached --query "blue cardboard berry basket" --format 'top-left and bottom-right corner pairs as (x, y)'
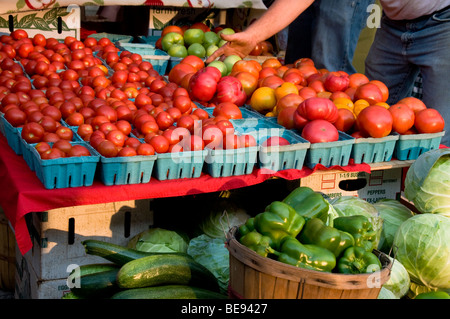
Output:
(88, 32), (134, 44)
(30, 141), (100, 189)
(232, 119), (310, 172)
(0, 114), (23, 155)
(393, 131), (445, 160)
(115, 43), (170, 75)
(351, 134), (399, 164)
(92, 146), (157, 186)
(304, 131), (355, 169)
(153, 150), (207, 181)
(204, 144), (258, 178)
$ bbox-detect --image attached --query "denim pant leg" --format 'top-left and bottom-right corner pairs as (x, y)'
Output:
(366, 10), (450, 146)
(312, 0), (375, 74)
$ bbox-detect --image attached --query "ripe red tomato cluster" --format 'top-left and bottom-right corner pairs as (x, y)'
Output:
(0, 31), (259, 159)
(251, 57), (445, 140)
(34, 140), (91, 159)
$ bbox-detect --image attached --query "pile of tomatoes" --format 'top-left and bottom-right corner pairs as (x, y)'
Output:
(0, 30), (258, 161)
(244, 57), (445, 143)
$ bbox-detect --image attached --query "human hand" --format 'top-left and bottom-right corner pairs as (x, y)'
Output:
(205, 32), (258, 64)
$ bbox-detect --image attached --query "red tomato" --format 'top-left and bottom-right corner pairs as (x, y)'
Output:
(136, 142), (155, 156)
(188, 67), (220, 102)
(55, 126), (74, 141)
(53, 139), (73, 154)
(155, 111), (174, 131)
(149, 135), (170, 153)
(397, 96), (427, 114)
(168, 63), (196, 85)
(189, 134), (205, 151)
(97, 139), (119, 157)
(301, 119), (339, 143)
(356, 105), (393, 138)
(240, 134), (257, 148)
(213, 102), (242, 119)
(275, 106), (296, 129)
(354, 83), (383, 105)
(323, 72), (350, 93)
(106, 130), (126, 148)
(297, 97), (338, 123)
(4, 107), (27, 127)
(223, 134), (241, 149)
(35, 141), (51, 154)
(41, 147), (65, 159)
(414, 108), (445, 133)
(333, 108), (356, 133)
(68, 144), (91, 157)
(117, 146), (137, 157)
(261, 136), (290, 147)
(388, 103), (415, 134)
(21, 122), (45, 143)
(202, 124), (223, 149)
(180, 55), (205, 71)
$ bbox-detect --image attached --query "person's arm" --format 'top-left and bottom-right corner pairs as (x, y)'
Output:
(206, 0), (315, 63)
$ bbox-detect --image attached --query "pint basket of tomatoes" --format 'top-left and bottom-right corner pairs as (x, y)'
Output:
(30, 141), (100, 189)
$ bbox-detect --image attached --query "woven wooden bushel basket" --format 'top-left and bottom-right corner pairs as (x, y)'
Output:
(226, 227), (392, 299)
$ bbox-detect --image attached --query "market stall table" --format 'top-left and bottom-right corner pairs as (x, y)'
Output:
(0, 133), (375, 256)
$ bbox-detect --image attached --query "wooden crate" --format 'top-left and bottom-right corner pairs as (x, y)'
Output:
(0, 206), (15, 291)
(226, 228), (392, 299)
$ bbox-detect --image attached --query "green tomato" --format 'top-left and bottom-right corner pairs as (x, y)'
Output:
(187, 43), (206, 58)
(203, 31), (220, 47)
(223, 55), (242, 74)
(207, 60), (228, 77)
(205, 44), (219, 57)
(167, 44), (188, 58)
(217, 28), (235, 37)
(183, 28), (205, 46)
(161, 32), (184, 52)
(218, 39), (227, 47)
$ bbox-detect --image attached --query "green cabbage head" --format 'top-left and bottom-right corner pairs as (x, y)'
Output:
(404, 148), (450, 217)
(393, 213), (450, 289)
(374, 199), (414, 254)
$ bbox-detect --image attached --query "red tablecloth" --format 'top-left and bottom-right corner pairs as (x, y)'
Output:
(0, 134), (371, 255)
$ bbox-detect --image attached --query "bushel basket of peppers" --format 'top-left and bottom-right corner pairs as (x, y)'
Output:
(226, 186), (392, 299)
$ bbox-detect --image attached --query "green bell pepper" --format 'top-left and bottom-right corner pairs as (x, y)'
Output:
(332, 215), (377, 252)
(415, 291), (450, 299)
(238, 217), (255, 237)
(253, 201), (305, 250)
(277, 236), (336, 272)
(282, 186), (330, 223)
(298, 218), (355, 257)
(337, 246), (382, 274)
(239, 230), (277, 258)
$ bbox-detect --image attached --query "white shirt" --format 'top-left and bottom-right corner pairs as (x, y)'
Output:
(380, 0), (450, 20)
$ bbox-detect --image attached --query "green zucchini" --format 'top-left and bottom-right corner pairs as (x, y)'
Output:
(116, 254), (220, 292)
(70, 268), (121, 298)
(81, 239), (189, 266)
(70, 263), (120, 277)
(111, 285), (227, 299)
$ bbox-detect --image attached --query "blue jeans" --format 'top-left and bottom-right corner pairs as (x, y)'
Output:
(365, 8), (450, 146)
(312, 0), (375, 73)
(285, 0), (375, 74)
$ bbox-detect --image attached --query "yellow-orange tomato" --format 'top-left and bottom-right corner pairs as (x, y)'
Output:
(274, 82), (299, 101)
(250, 87), (277, 114)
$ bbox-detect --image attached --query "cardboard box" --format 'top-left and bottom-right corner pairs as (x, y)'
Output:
(15, 243), (70, 299)
(148, 7), (217, 36)
(21, 199), (153, 284)
(0, 6), (80, 40)
(300, 168), (403, 203)
(0, 207), (15, 291)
